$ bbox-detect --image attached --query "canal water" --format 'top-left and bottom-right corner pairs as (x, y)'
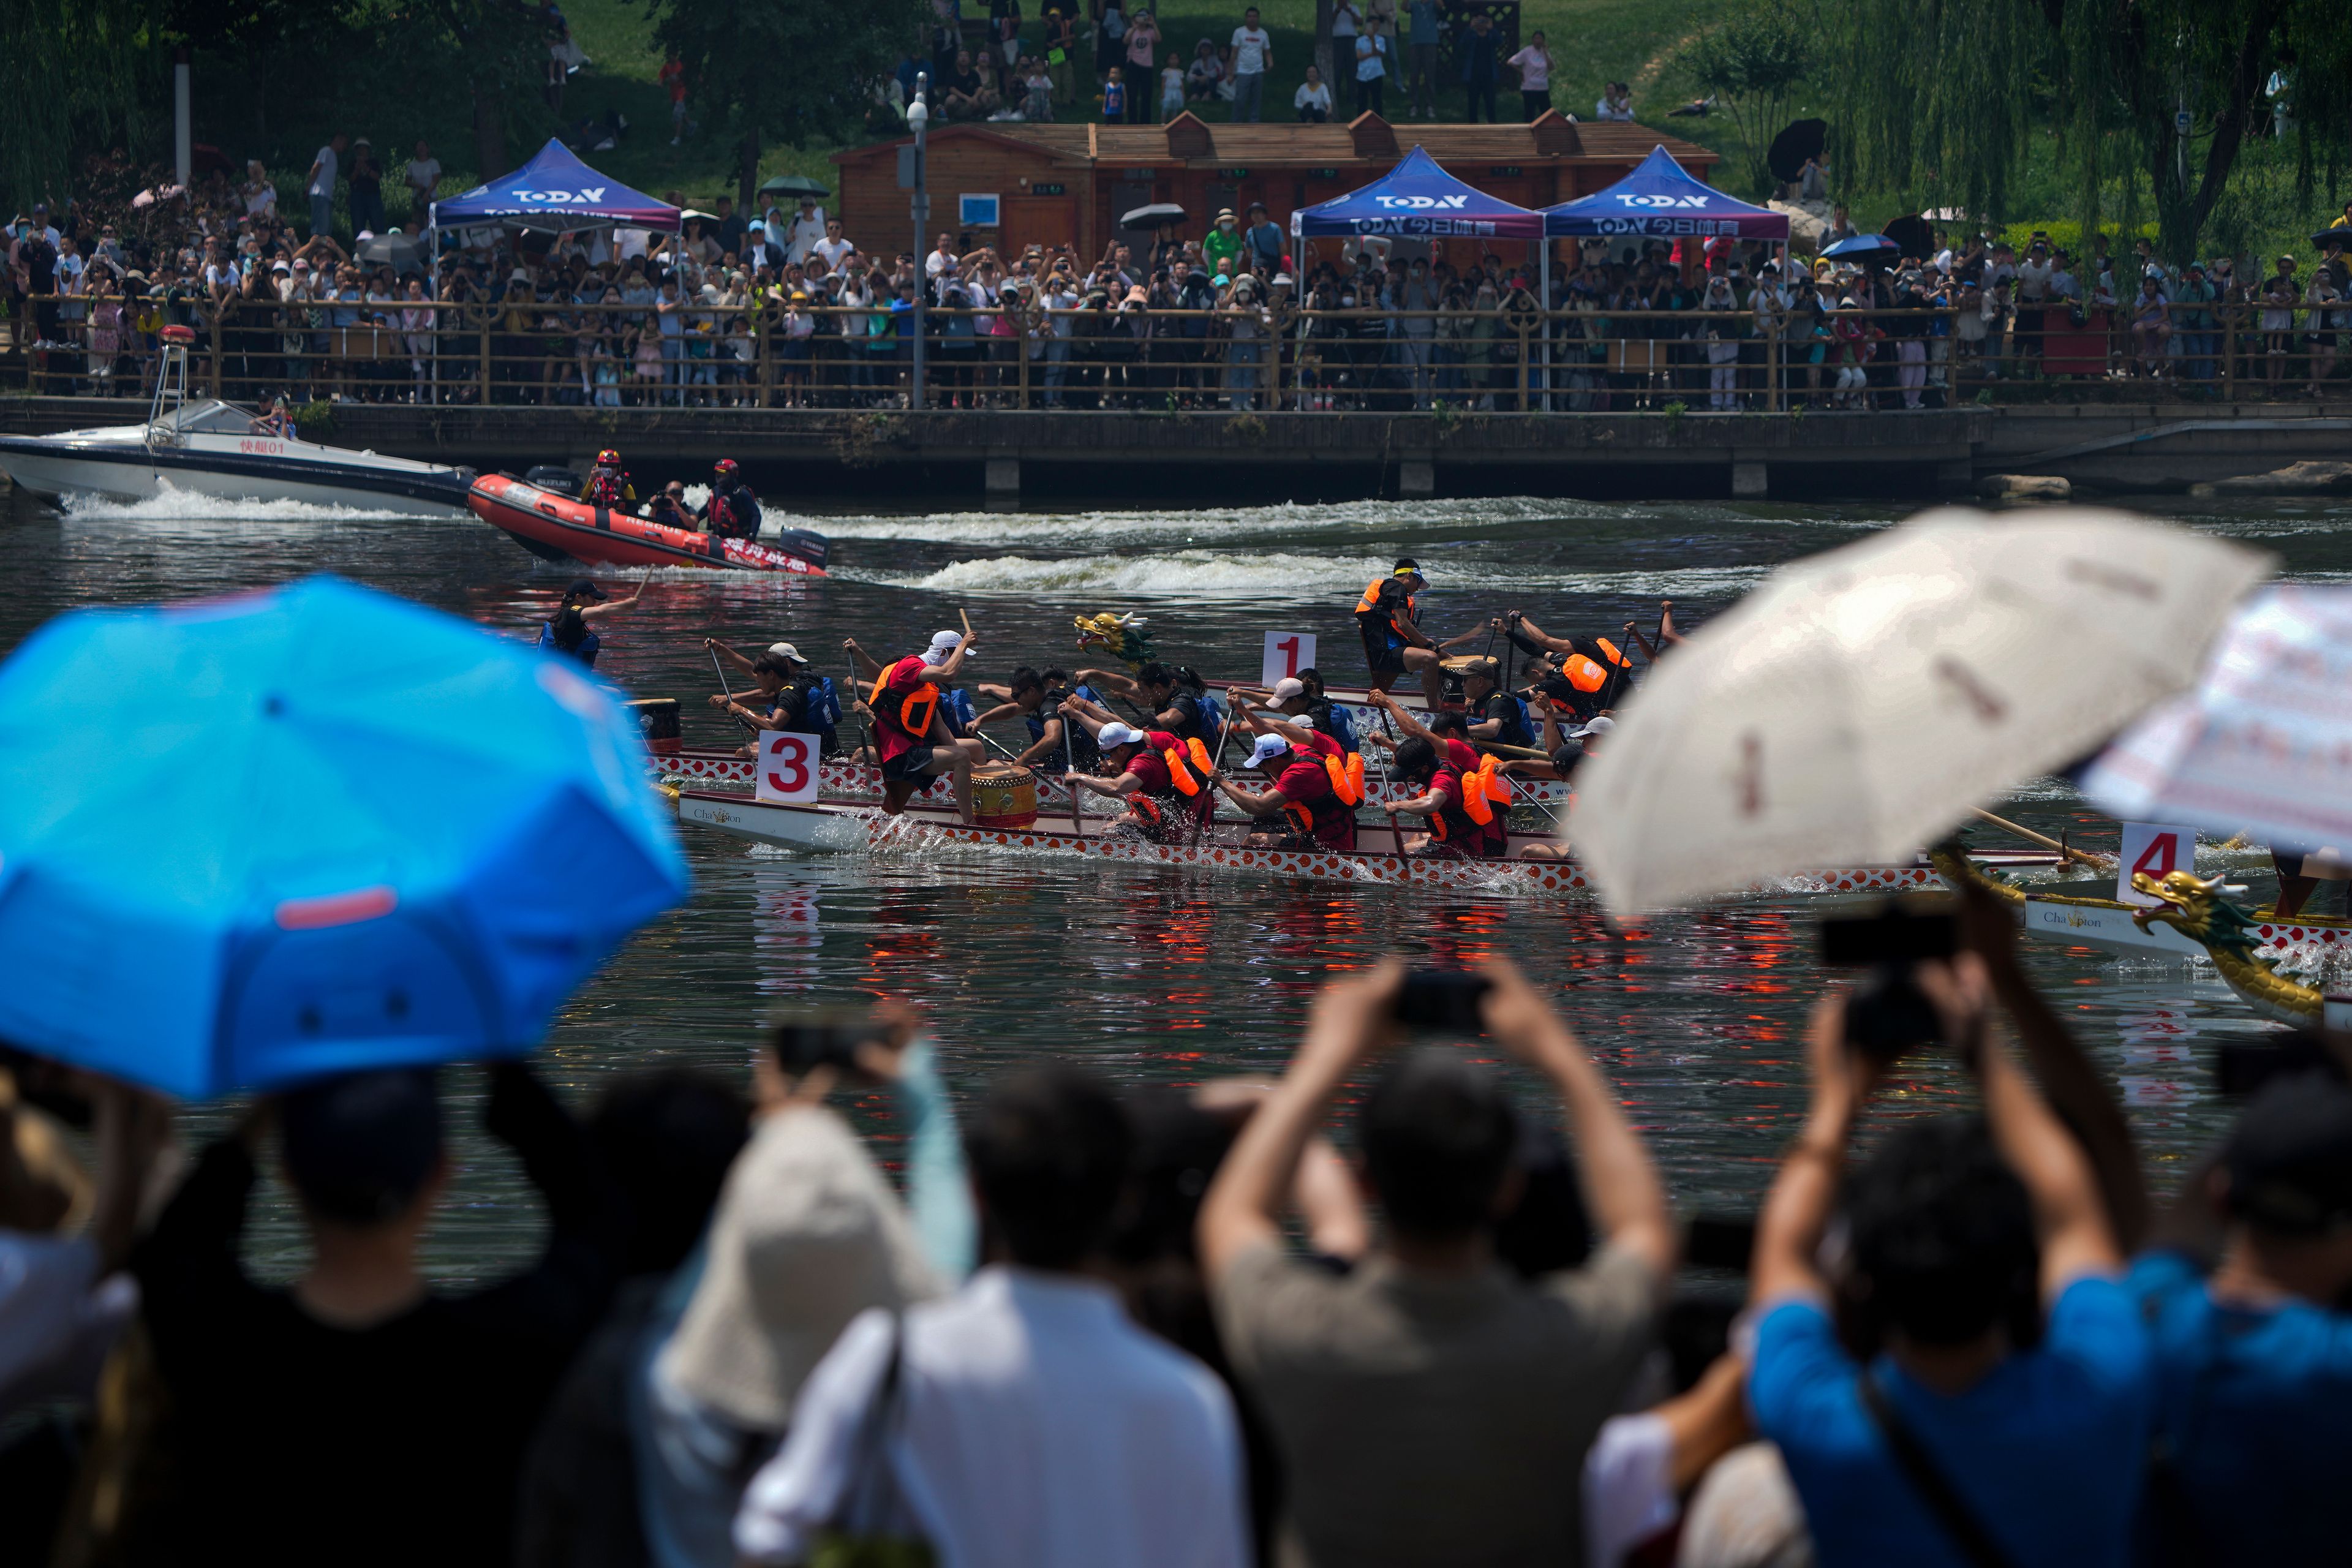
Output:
(5, 484), (2344, 1280)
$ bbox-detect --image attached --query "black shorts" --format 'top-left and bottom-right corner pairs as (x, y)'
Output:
(1357, 613), (1406, 675)
(880, 747), (939, 787)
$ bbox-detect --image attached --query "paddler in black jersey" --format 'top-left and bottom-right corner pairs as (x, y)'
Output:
(971, 666), (1106, 770)
(1222, 673), (1362, 754)
(1068, 662), (1224, 745)
(1495, 610), (1638, 710)
(1355, 560), (1490, 699)
(706, 641), (843, 758)
(1456, 657), (1534, 750)
(845, 628), (984, 821)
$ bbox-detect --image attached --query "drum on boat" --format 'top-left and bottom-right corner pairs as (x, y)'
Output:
(626, 697), (682, 755)
(971, 763), (1039, 828)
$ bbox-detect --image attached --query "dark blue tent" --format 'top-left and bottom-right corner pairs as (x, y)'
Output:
(431, 139), (681, 235)
(1542, 145), (1788, 241)
(1291, 146), (1544, 243)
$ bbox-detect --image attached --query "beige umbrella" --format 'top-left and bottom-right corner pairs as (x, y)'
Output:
(1569, 507), (2272, 917)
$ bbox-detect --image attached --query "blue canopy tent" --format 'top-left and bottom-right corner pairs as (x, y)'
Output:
(1541, 145), (1790, 244)
(1291, 147), (1542, 407)
(428, 139), (681, 295)
(1537, 146), (1787, 407)
(1289, 145), (1546, 246)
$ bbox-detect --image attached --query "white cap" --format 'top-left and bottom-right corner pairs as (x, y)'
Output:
(1569, 715), (1616, 739)
(1247, 734), (1291, 768)
(766, 641), (804, 663)
(1098, 721), (1147, 750)
(921, 630), (962, 666)
(1271, 677), (1306, 702)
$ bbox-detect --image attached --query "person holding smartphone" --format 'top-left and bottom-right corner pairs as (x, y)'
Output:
(1197, 957), (1675, 1568)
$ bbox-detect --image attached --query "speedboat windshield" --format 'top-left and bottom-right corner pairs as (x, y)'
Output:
(167, 400), (267, 435)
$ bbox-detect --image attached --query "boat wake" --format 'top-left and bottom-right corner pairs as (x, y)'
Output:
(782, 496), (1885, 550)
(842, 550), (1771, 601)
(55, 486), (423, 526)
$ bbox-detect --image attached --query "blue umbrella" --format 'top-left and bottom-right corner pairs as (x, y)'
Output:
(1821, 232), (1901, 260)
(0, 576), (689, 1098)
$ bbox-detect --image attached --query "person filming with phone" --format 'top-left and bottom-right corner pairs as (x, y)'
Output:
(1745, 908), (2156, 1568)
(1197, 957), (1675, 1567)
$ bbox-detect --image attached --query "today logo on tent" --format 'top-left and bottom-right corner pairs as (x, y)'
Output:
(1611, 193), (1715, 210)
(511, 187), (608, 204)
(1373, 194), (1471, 211)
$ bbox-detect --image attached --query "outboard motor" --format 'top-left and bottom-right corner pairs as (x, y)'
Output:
(769, 527), (830, 570)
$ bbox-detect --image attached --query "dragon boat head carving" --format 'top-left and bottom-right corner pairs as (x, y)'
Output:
(2130, 869), (2267, 960)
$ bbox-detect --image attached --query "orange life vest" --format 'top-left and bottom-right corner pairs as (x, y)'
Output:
(1153, 730), (1201, 796)
(1426, 765), (1485, 844)
(1322, 748), (1365, 805)
(1562, 654), (1610, 693)
(1354, 579), (1417, 622)
(1595, 636), (1630, 669)
(870, 666), (938, 740)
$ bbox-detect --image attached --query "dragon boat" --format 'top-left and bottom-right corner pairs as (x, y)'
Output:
(673, 787), (2067, 898)
(1940, 850), (2351, 1027)
(650, 747), (1574, 807)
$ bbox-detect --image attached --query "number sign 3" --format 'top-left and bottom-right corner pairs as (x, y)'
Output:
(756, 733), (822, 803)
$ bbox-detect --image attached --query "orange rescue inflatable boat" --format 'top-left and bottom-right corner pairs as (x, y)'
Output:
(467, 473), (827, 574)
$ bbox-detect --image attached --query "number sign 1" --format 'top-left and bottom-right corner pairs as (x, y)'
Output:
(756, 732), (823, 803)
(2116, 821), (2199, 908)
(1261, 631), (1317, 688)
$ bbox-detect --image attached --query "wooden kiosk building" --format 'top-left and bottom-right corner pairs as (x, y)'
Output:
(831, 111), (1721, 262)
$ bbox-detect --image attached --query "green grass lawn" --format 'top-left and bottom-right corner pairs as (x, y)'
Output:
(235, 0), (2332, 263)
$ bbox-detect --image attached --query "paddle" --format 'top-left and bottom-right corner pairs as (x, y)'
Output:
(1064, 700), (1085, 839)
(849, 656), (876, 772)
(1969, 807), (2117, 872)
(710, 645), (756, 739)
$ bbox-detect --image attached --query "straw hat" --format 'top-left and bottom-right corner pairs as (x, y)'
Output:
(655, 1107), (941, 1429)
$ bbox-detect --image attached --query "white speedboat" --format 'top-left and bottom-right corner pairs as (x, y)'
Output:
(0, 328), (471, 518)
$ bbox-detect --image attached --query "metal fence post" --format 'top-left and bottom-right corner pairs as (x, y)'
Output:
(208, 309), (224, 396)
(478, 311), (492, 405)
(756, 307), (772, 409)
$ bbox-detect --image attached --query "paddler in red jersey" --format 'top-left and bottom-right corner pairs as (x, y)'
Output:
(1361, 693), (1509, 856)
(1381, 736), (1503, 859)
(850, 628), (984, 821)
(1207, 706), (1362, 851)
(1058, 712), (1212, 842)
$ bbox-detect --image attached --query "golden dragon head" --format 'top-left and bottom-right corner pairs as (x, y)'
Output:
(1072, 611), (1156, 671)
(2130, 869), (2262, 959)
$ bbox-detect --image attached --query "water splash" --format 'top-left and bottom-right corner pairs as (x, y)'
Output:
(56, 486), (419, 526)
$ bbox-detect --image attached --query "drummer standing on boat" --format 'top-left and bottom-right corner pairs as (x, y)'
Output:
(1354, 560), (1487, 698)
(852, 629), (983, 822)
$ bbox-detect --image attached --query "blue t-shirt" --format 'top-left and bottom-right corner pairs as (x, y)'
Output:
(1408, 0), (1441, 43)
(1751, 1278), (2154, 1568)
(2125, 1249), (2352, 1566)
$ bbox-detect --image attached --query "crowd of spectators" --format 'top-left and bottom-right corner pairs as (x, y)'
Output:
(897, 1), (1569, 127)
(7, 880), (2351, 1568)
(13, 163), (2352, 413)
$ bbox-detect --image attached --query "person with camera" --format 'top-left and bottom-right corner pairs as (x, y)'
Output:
(1746, 952), (2155, 1568)
(1197, 958), (1675, 1567)
(734, 1064), (1248, 1568)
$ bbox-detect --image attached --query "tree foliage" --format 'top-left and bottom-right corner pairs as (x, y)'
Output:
(1681, 2), (1811, 200)
(1, 0), (164, 210)
(649, 0), (924, 208)
(1825, 0), (2352, 258)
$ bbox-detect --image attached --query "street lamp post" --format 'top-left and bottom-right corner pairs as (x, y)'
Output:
(908, 77), (930, 412)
